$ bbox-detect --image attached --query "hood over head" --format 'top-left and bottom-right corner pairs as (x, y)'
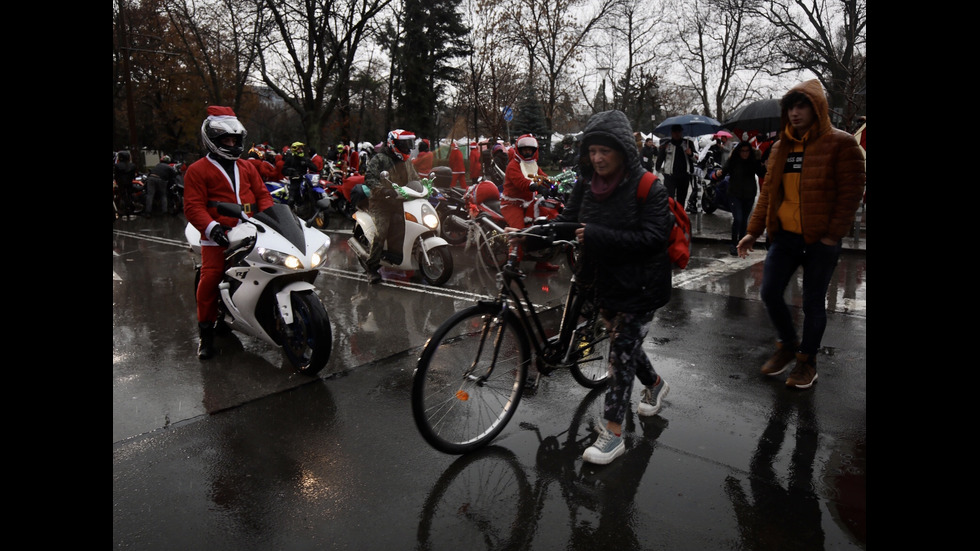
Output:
(779, 79), (833, 140)
(579, 110), (642, 178)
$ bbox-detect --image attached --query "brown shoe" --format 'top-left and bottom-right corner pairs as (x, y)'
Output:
(760, 341), (797, 376)
(786, 353), (818, 389)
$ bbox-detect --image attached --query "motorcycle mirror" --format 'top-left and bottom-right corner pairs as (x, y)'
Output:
(380, 170), (390, 180)
(216, 202), (245, 220)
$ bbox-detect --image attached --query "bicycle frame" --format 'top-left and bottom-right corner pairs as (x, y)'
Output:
(476, 223), (592, 376)
(412, 221), (611, 454)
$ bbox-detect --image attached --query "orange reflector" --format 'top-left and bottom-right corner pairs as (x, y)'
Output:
(405, 212), (419, 223)
(455, 390), (469, 401)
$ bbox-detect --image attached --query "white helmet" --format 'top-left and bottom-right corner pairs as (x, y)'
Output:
(387, 129), (416, 161)
(201, 106), (247, 161)
(515, 134), (539, 162)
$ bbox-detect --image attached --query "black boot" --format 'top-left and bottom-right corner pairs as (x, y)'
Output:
(197, 322), (217, 360)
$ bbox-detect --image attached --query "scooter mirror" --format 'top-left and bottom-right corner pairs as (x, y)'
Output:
(380, 170), (390, 180)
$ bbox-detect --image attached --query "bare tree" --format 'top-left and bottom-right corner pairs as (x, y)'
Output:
(578, 0), (668, 131)
(458, 0), (525, 141)
(672, 0), (777, 121)
(257, 0), (393, 151)
(500, 0), (616, 137)
(754, 0), (866, 128)
(165, 0), (263, 111)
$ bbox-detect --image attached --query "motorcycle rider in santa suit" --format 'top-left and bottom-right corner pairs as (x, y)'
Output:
(184, 105), (275, 359)
(501, 134), (560, 271)
(362, 129), (420, 284)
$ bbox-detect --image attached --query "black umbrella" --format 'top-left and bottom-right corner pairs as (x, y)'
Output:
(652, 114), (722, 138)
(722, 98), (782, 138)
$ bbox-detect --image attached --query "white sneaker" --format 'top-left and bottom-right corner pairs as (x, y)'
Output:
(638, 377), (669, 416)
(582, 425), (625, 465)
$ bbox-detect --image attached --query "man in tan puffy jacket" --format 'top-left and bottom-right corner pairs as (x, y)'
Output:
(736, 79), (866, 390)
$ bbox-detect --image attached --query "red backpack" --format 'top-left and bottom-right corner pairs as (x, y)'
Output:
(637, 171), (691, 269)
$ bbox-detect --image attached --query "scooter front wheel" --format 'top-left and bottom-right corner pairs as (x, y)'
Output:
(417, 246), (454, 286)
(277, 290), (332, 375)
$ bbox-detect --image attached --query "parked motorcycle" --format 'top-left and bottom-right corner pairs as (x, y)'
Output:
(167, 173), (184, 216)
(699, 162), (732, 215)
(347, 171), (454, 286)
(292, 173), (333, 229)
(446, 175), (572, 270)
(184, 202), (333, 375)
(426, 166), (469, 245)
(322, 162), (363, 221)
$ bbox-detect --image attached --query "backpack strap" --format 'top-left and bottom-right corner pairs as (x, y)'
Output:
(637, 170), (657, 203)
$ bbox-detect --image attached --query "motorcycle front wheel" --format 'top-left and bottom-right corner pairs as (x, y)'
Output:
(417, 245), (454, 286)
(312, 209), (328, 229)
(277, 290), (332, 375)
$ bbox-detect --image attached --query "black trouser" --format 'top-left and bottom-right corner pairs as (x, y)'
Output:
(664, 174), (690, 205)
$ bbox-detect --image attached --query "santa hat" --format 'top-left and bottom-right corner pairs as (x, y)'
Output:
(206, 105), (237, 118)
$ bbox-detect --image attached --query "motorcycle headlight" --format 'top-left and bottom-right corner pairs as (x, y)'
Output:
(310, 240), (330, 268)
(421, 203), (440, 230)
(257, 247), (304, 270)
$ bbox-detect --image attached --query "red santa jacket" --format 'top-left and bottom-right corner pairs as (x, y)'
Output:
(502, 157), (546, 204)
(246, 157), (277, 182)
(469, 144), (482, 179)
(448, 144), (465, 174)
(184, 156), (275, 244)
(413, 151), (434, 176)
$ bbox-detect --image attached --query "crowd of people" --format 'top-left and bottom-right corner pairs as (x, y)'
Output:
(114, 77), (865, 466)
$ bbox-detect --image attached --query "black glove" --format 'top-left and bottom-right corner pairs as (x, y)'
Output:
(529, 182), (541, 193)
(209, 225), (231, 247)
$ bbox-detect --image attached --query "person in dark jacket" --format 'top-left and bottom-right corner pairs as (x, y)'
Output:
(713, 141), (766, 255)
(553, 109), (674, 465)
(144, 155), (179, 217)
(114, 150), (138, 219)
(639, 137), (657, 172)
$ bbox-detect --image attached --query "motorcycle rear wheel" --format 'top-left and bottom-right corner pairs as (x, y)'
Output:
(701, 185), (718, 214)
(441, 211), (468, 245)
(479, 229), (509, 269)
(277, 290), (332, 375)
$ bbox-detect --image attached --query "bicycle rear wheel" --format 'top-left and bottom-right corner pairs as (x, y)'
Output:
(412, 302), (530, 454)
(566, 293), (612, 389)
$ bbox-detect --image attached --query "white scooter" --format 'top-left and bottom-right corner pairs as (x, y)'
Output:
(185, 202), (333, 375)
(347, 171), (454, 286)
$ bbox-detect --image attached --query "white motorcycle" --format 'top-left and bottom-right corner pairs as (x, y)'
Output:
(347, 171), (454, 286)
(185, 202), (333, 375)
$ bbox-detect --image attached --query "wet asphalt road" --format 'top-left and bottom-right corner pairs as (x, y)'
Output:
(112, 209), (866, 550)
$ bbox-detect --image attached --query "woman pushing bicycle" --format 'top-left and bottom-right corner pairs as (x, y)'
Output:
(550, 109), (675, 465)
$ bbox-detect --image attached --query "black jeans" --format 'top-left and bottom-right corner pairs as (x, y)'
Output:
(664, 174), (690, 205)
(760, 232), (842, 356)
(730, 196), (755, 245)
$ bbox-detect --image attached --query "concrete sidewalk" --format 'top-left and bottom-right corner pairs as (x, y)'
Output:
(689, 203), (867, 253)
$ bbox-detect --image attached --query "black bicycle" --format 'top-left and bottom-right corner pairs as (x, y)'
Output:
(411, 222), (612, 454)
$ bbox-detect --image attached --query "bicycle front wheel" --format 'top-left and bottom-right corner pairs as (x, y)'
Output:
(567, 293), (613, 389)
(412, 303), (531, 454)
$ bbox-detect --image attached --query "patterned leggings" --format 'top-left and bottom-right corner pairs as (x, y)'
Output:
(601, 309), (659, 425)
